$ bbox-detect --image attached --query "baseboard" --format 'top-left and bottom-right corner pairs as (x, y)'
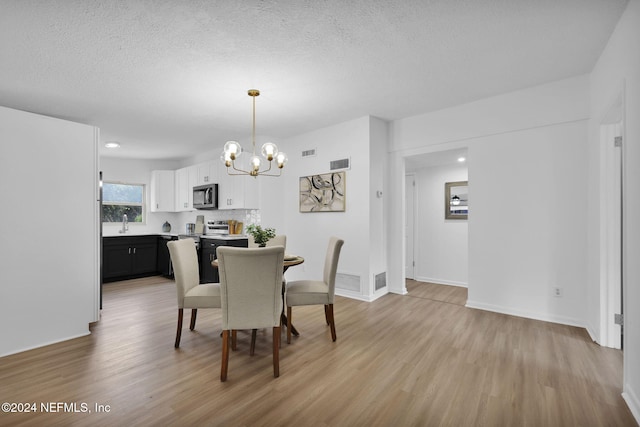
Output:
(0, 331), (91, 358)
(584, 323), (599, 343)
(335, 289), (376, 302)
(414, 276), (467, 288)
(623, 385), (640, 425)
(465, 299), (585, 328)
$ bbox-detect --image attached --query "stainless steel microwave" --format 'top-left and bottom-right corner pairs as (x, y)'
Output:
(193, 183), (218, 210)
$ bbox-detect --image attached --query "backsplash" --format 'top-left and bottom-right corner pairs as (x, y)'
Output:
(102, 209), (260, 236)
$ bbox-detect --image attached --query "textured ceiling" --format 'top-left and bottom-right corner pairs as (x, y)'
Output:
(0, 0), (629, 160)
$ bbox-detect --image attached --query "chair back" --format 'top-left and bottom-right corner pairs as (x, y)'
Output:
(323, 237), (345, 303)
(248, 234), (287, 248)
(217, 246), (284, 330)
(167, 239), (200, 308)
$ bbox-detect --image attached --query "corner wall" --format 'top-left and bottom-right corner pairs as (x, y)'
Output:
(0, 106), (98, 357)
(589, 0), (640, 420)
(389, 75), (590, 327)
(278, 116), (387, 301)
(467, 121), (587, 325)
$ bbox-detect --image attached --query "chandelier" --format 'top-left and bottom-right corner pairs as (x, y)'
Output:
(221, 89), (287, 177)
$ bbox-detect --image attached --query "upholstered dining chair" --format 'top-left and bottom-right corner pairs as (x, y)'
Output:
(248, 234), (287, 248)
(167, 239), (221, 348)
(216, 246), (285, 382)
(285, 236), (344, 344)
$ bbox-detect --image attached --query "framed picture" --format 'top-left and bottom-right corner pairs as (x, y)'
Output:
(299, 172), (346, 212)
(445, 181), (468, 220)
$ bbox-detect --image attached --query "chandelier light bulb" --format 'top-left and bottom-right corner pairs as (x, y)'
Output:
(223, 140), (242, 160)
(220, 151), (232, 168)
(275, 152), (288, 168)
(261, 142), (278, 161)
(250, 155), (261, 172)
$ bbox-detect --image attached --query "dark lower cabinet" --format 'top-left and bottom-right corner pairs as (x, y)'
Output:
(103, 236), (159, 282)
(103, 235), (248, 284)
(200, 238), (248, 283)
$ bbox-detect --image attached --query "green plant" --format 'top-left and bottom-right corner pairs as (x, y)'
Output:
(245, 224), (276, 247)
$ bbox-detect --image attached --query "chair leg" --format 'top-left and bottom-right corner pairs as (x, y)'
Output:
(327, 304), (337, 341)
(250, 329), (257, 355)
(231, 330), (237, 351)
(287, 306), (293, 344)
(175, 308), (184, 348)
(221, 330), (230, 382)
(324, 305), (330, 325)
(190, 309), (198, 330)
(273, 326), (280, 378)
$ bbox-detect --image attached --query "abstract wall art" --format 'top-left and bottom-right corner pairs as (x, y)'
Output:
(299, 172), (346, 212)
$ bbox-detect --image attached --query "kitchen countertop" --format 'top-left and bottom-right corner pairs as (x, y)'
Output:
(103, 232), (177, 238)
(103, 232), (248, 240)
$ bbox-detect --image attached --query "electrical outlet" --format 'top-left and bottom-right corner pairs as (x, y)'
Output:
(553, 287), (563, 297)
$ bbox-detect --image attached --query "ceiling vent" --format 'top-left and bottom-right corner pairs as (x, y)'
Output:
(301, 148), (316, 157)
(330, 157), (350, 171)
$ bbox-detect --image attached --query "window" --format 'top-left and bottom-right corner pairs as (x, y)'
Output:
(102, 182), (145, 223)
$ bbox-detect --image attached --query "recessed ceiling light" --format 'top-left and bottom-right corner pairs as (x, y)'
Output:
(457, 157), (466, 162)
(105, 141), (121, 148)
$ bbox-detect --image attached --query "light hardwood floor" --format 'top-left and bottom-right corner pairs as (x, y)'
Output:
(0, 277), (636, 426)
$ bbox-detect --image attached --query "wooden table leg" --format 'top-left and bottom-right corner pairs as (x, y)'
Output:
(281, 313), (299, 336)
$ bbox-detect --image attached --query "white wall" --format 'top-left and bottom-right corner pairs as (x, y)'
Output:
(388, 74), (590, 325)
(589, 0), (640, 420)
(369, 117), (388, 297)
(275, 116), (386, 301)
(413, 164), (468, 286)
(467, 121), (587, 325)
(0, 106), (98, 356)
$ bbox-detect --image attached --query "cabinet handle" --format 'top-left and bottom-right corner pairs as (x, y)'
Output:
(128, 247), (131, 254)
(133, 247), (136, 254)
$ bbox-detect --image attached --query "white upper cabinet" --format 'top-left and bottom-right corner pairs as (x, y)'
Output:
(175, 166), (197, 211)
(217, 159), (260, 210)
(150, 160), (259, 213)
(195, 161), (217, 186)
(150, 170), (175, 212)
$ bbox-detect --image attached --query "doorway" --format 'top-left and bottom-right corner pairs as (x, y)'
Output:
(404, 148), (468, 289)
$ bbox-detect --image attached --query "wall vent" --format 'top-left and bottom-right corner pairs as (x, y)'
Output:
(330, 157), (350, 171)
(302, 148), (316, 157)
(374, 272), (387, 291)
(336, 272), (360, 292)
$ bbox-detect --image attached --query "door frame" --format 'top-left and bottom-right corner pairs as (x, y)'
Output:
(405, 173), (416, 280)
(599, 89), (625, 349)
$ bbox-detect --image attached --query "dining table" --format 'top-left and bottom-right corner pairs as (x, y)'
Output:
(211, 254), (305, 336)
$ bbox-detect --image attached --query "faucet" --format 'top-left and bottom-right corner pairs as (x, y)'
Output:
(119, 213), (128, 233)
